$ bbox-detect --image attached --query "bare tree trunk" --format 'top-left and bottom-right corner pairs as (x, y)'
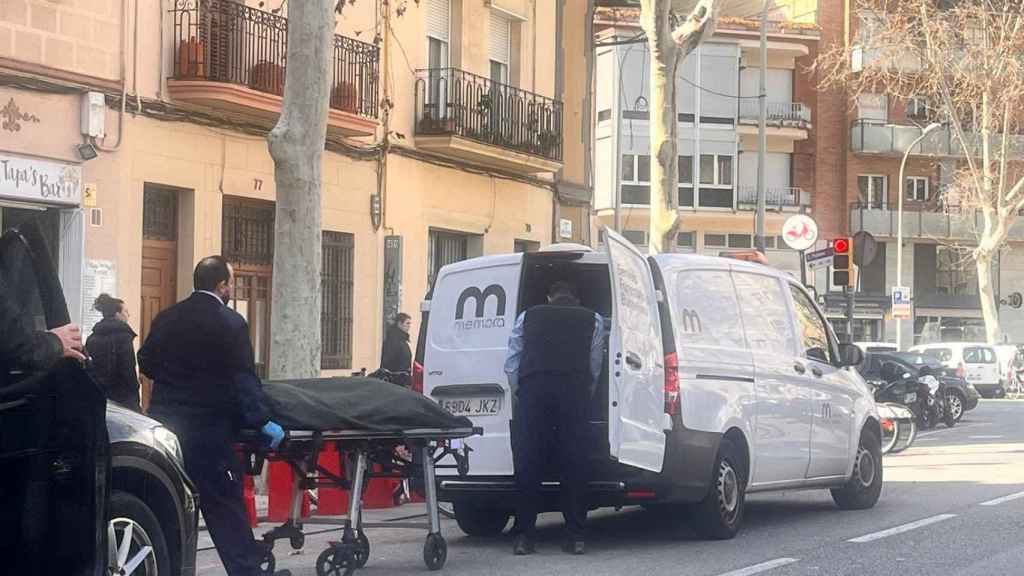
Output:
(640, 0), (720, 254)
(976, 251), (1001, 344)
(267, 0), (335, 379)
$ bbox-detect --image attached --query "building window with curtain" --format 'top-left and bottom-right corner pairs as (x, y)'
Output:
(322, 231), (354, 370)
(858, 175), (887, 208)
(489, 9), (511, 86)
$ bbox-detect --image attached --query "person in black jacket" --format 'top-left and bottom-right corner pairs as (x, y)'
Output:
(138, 256), (289, 576)
(380, 312), (412, 387)
(85, 293), (141, 411)
(0, 273), (84, 386)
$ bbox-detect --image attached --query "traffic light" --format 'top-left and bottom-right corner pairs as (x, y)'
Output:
(832, 237), (855, 287)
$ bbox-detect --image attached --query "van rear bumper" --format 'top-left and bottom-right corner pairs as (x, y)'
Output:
(437, 427), (721, 507)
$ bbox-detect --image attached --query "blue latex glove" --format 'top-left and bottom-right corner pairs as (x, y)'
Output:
(261, 421), (285, 450)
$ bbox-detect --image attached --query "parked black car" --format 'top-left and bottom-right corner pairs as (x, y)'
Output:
(0, 220), (198, 575)
(859, 351), (980, 422)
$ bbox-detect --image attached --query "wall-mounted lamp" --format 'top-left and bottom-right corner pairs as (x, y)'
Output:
(77, 143), (98, 161)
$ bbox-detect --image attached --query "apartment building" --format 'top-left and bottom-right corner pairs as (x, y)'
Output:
(0, 0), (591, 397)
(817, 0), (1024, 345)
(591, 5), (820, 277)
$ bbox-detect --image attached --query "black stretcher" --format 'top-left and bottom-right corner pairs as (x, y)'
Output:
(237, 426), (481, 576)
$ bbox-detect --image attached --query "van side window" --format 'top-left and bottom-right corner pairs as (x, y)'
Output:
(731, 272), (795, 355)
(672, 269), (746, 349)
(789, 285), (833, 365)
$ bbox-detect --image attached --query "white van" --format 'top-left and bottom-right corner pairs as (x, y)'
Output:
(416, 230), (882, 540)
(910, 342), (1003, 397)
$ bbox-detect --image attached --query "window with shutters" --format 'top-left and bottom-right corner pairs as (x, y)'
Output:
(322, 231), (354, 370)
(489, 10), (511, 85)
(426, 0), (451, 110)
(222, 196), (275, 266)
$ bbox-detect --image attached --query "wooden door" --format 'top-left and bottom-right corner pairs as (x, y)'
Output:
(140, 185), (180, 411)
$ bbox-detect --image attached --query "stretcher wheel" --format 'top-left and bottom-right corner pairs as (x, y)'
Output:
(354, 531), (370, 568)
(290, 532), (305, 550)
(316, 547), (357, 576)
(259, 549), (276, 575)
(423, 533), (447, 571)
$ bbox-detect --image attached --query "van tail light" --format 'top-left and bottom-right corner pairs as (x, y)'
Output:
(956, 363), (966, 379)
(664, 352), (680, 416)
(412, 361), (424, 394)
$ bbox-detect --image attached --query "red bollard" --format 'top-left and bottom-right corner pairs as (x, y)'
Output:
(362, 464), (400, 510)
(268, 461), (310, 522)
(316, 444), (349, 515)
(244, 474), (258, 527)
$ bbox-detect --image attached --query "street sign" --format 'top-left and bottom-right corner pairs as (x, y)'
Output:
(892, 286), (912, 320)
(782, 214), (819, 251)
(853, 231), (878, 267)
(806, 247), (835, 270)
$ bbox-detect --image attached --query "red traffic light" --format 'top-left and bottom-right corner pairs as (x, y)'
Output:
(833, 238), (850, 254)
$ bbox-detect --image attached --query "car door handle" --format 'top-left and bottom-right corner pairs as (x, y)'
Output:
(793, 363), (806, 374)
(625, 352), (643, 370)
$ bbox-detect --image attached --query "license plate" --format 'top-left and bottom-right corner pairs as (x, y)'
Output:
(438, 397), (502, 417)
(904, 392), (917, 403)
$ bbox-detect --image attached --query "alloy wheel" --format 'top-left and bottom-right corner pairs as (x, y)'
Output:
(108, 517), (157, 576)
(945, 391), (964, 421)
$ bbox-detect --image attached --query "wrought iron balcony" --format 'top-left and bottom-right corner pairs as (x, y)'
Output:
(414, 68), (563, 173)
(738, 102), (812, 126)
(851, 120), (1024, 159)
(737, 185), (810, 211)
(169, 0), (379, 135)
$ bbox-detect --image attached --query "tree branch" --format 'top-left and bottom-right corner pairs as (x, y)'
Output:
(671, 0), (721, 58)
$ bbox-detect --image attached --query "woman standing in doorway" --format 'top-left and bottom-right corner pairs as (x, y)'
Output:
(380, 312), (413, 388)
(85, 293), (141, 411)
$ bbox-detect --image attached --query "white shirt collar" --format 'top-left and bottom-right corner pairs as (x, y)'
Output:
(194, 290), (225, 305)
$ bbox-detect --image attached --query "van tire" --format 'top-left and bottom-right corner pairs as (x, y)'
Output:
(452, 501), (511, 537)
(831, 427), (883, 510)
(689, 438), (745, 540)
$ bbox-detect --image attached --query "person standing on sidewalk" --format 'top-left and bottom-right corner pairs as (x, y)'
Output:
(138, 256), (290, 576)
(380, 312), (413, 388)
(85, 293), (141, 411)
(504, 281), (604, 556)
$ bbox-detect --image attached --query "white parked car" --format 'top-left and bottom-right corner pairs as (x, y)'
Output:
(909, 342), (1004, 397)
(417, 229), (882, 540)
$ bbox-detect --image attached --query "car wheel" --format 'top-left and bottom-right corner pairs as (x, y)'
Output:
(944, 390), (965, 423)
(689, 437), (746, 540)
(452, 501), (511, 537)
(831, 428), (883, 510)
(108, 491), (171, 576)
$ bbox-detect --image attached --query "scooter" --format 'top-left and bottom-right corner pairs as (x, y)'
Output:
(874, 364), (955, 431)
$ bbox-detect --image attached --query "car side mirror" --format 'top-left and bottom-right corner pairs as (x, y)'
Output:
(838, 343), (863, 368)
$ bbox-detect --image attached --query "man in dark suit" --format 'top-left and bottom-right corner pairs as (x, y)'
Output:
(139, 255), (288, 576)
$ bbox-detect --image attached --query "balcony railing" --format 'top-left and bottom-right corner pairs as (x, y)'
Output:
(737, 185), (810, 210)
(414, 68), (563, 163)
(738, 102), (812, 126)
(849, 202), (1024, 241)
(851, 120), (1024, 159)
(171, 0), (379, 119)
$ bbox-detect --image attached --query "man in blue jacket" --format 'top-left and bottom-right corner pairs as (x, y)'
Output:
(139, 255), (288, 576)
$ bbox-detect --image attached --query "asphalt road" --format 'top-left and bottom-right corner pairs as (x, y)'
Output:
(196, 400), (1024, 576)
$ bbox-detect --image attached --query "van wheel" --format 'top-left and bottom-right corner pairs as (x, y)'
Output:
(690, 438), (745, 540)
(108, 491), (171, 576)
(831, 428), (883, 510)
(452, 501), (511, 537)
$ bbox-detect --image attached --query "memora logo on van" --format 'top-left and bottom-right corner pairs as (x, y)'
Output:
(454, 285), (507, 331)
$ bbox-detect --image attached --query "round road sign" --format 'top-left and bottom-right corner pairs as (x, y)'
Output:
(781, 215), (818, 251)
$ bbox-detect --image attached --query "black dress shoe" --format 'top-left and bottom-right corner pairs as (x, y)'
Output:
(562, 539), (585, 555)
(513, 534), (536, 556)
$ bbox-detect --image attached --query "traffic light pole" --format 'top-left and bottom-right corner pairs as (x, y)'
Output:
(845, 286), (855, 342)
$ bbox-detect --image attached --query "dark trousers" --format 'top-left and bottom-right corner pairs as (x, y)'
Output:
(173, 420), (264, 576)
(512, 371), (589, 540)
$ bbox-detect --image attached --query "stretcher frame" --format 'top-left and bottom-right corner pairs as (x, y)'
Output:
(238, 426), (481, 576)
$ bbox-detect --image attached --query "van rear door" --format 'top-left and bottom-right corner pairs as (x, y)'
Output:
(423, 255), (522, 476)
(603, 228), (666, 473)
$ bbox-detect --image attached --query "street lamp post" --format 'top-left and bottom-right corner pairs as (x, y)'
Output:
(896, 122), (942, 351)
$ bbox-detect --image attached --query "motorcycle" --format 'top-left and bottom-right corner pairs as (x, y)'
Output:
(875, 362), (956, 431)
